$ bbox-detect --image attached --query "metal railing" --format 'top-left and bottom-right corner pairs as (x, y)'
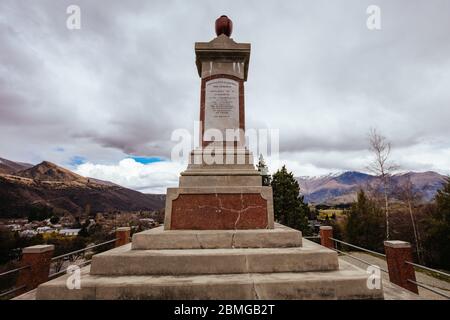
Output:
(303, 235), (320, 239)
(331, 246), (388, 273)
(49, 259), (92, 278)
(0, 237), (119, 299)
(332, 240), (450, 299)
(405, 260), (450, 279)
(404, 261), (450, 299)
(319, 229), (450, 300)
(329, 237), (386, 258)
(407, 279), (450, 299)
(0, 265), (30, 278)
(0, 285), (27, 299)
(48, 237), (118, 276)
(51, 238), (117, 261)
(318, 235), (389, 273)
(0, 265), (31, 299)
(305, 233), (388, 272)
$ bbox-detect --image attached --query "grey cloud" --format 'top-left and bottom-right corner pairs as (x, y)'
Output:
(0, 0), (450, 178)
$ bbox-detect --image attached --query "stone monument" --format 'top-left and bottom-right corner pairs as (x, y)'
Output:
(35, 16), (384, 300)
(165, 15), (274, 231)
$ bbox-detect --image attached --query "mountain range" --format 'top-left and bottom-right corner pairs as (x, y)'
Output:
(0, 157), (447, 217)
(0, 157), (33, 174)
(0, 157), (165, 218)
(296, 171), (447, 205)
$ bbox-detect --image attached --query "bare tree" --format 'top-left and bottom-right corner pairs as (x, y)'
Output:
(367, 128), (398, 240)
(397, 176), (424, 263)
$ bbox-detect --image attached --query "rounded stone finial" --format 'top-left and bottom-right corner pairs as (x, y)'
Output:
(215, 15), (233, 37)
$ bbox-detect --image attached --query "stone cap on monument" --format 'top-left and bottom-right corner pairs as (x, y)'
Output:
(384, 240), (411, 248)
(195, 16), (250, 80)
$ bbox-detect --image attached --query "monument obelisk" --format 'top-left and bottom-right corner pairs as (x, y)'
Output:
(164, 15), (274, 230)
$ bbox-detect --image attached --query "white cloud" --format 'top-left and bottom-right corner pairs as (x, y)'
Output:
(75, 158), (185, 193)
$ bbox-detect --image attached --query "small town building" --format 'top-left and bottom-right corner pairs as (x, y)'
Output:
(37, 226), (54, 234)
(58, 228), (81, 236)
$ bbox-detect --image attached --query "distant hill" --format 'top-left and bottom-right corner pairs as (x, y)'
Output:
(297, 171), (447, 205)
(0, 157), (33, 174)
(0, 159), (165, 218)
(15, 161), (89, 182)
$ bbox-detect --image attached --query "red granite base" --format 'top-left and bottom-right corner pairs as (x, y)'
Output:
(170, 193), (268, 230)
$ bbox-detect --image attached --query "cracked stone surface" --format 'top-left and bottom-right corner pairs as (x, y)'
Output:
(170, 193), (268, 229)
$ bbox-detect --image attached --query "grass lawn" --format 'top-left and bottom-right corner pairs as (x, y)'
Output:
(318, 209), (345, 220)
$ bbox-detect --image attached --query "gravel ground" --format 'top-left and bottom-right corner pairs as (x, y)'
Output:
(340, 251), (450, 300)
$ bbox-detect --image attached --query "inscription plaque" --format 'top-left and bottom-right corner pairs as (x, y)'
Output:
(204, 78), (239, 141)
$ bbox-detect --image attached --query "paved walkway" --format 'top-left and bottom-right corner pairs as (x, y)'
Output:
(340, 252), (450, 300)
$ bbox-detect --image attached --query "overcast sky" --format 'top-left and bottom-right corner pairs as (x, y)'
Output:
(1, 0), (450, 193)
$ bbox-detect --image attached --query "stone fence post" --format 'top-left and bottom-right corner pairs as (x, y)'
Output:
(115, 227), (131, 247)
(384, 240), (419, 294)
(15, 244), (54, 294)
(320, 226), (334, 249)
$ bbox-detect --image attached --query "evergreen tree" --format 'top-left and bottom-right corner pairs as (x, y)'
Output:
(346, 190), (386, 252)
(256, 154), (271, 186)
(423, 177), (450, 269)
(28, 205), (53, 222)
(271, 165), (309, 233)
(50, 215), (60, 224)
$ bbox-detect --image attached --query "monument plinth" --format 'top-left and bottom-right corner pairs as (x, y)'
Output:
(164, 16), (274, 230)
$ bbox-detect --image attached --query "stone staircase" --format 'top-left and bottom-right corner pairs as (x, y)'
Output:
(35, 224), (384, 300)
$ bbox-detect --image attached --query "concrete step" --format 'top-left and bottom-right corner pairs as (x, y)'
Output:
(90, 240), (339, 276)
(132, 224), (302, 250)
(36, 260), (383, 300)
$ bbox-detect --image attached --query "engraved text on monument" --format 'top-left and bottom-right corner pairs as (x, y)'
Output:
(204, 78), (239, 141)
